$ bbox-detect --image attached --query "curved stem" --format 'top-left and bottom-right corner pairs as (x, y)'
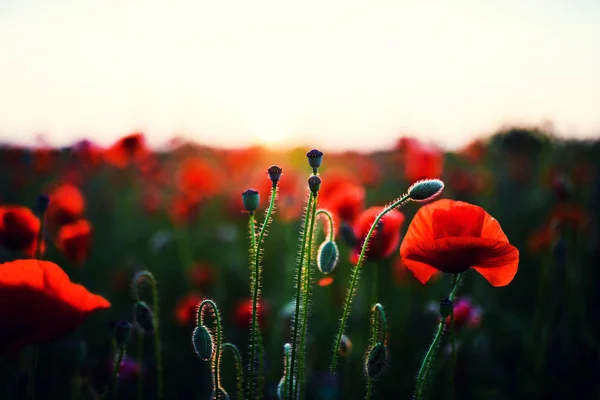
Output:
(101, 346), (126, 400)
(297, 194), (319, 399)
(316, 209), (335, 242)
(199, 299), (223, 400)
(249, 186), (277, 399)
(289, 191), (315, 400)
(222, 343), (244, 400)
(132, 271), (163, 400)
(414, 273), (463, 400)
(330, 194), (411, 372)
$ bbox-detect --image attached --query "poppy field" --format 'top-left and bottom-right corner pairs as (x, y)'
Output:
(0, 127), (598, 400)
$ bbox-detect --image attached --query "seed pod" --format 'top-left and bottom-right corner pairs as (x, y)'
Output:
(268, 165), (283, 187)
(308, 175), (321, 194)
(133, 301), (154, 332)
(306, 149), (324, 173)
(114, 320), (132, 346)
(241, 189), (260, 213)
(192, 325), (214, 361)
(366, 343), (389, 380)
(317, 240), (339, 274)
(407, 179), (444, 202)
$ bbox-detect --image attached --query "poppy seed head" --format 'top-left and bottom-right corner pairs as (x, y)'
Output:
(308, 175), (321, 194)
(306, 149), (324, 172)
(267, 165), (283, 187)
(241, 189), (260, 213)
(114, 320), (133, 346)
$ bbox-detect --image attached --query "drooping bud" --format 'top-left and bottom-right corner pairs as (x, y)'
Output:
(407, 179), (444, 202)
(340, 222), (358, 247)
(365, 343), (389, 380)
(306, 149), (324, 173)
(268, 165), (283, 187)
(241, 189), (260, 213)
(133, 301), (155, 332)
(439, 297), (453, 319)
(338, 334), (353, 357)
(192, 325), (214, 361)
(308, 175), (321, 195)
(114, 320), (133, 346)
(317, 240), (339, 274)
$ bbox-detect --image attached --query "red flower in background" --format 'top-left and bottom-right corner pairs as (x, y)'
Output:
(174, 293), (203, 327)
(57, 219), (92, 264)
(176, 157), (224, 202)
(350, 207), (405, 263)
(458, 139), (487, 164)
(0, 206), (43, 257)
(319, 170), (365, 234)
(169, 194), (201, 224)
(234, 299), (269, 329)
(403, 140), (444, 183)
(189, 262), (214, 287)
(47, 183), (85, 226)
(444, 298), (482, 331)
(105, 132), (149, 168)
(401, 199), (519, 287)
(0, 260), (110, 355)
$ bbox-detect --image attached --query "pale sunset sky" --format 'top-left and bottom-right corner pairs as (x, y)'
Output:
(0, 0), (599, 151)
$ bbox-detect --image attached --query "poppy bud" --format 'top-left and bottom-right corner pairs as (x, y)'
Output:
(36, 194), (50, 215)
(340, 222), (358, 247)
(338, 334), (353, 357)
(242, 189), (260, 213)
(308, 175), (321, 195)
(268, 166), (283, 187)
(365, 343), (389, 380)
(407, 179), (445, 202)
(114, 321), (132, 346)
(306, 149), (324, 173)
(133, 301), (154, 332)
(439, 298), (453, 319)
(317, 240), (339, 274)
(192, 325), (213, 361)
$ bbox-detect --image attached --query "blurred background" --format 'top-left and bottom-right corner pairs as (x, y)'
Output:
(0, 1), (599, 399)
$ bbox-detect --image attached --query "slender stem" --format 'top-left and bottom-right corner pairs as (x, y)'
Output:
(101, 346), (126, 400)
(199, 300), (223, 400)
(132, 271), (163, 400)
(249, 187), (276, 399)
(222, 343), (244, 400)
(284, 343), (292, 399)
(414, 273), (463, 400)
(289, 191), (315, 400)
(330, 194), (411, 372)
(136, 331), (144, 400)
(315, 209), (335, 242)
(297, 194), (319, 399)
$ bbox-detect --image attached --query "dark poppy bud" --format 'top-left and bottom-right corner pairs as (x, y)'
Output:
(317, 240), (339, 274)
(308, 175), (321, 195)
(365, 343), (389, 380)
(211, 387), (230, 400)
(242, 189), (260, 213)
(268, 165), (283, 187)
(192, 325), (213, 361)
(338, 334), (353, 357)
(340, 222), (358, 247)
(133, 301), (154, 332)
(36, 194), (50, 215)
(114, 321), (132, 346)
(407, 179), (445, 202)
(439, 298), (453, 319)
(306, 149), (324, 173)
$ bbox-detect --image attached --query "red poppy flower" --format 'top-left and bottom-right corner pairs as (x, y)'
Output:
(320, 182), (365, 230)
(0, 206), (43, 257)
(458, 140), (487, 164)
(174, 293), (203, 327)
(403, 140), (444, 183)
(234, 299), (269, 329)
(104, 132), (149, 168)
(350, 207), (405, 264)
(169, 194), (201, 224)
(188, 262), (214, 287)
(47, 183), (86, 226)
(57, 219), (92, 264)
(0, 260), (110, 354)
(176, 157), (224, 202)
(400, 199), (519, 287)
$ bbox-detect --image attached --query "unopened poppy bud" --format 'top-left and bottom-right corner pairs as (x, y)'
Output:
(366, 343), (389, 380)
(36, 194), (50, 215)
(114, 321), (132, 346)
(306, 149), (324, 173)
(133, 301), (154, 332)
(338, 334), (353, 357)
(340, 222), (358, 247)
(192, 325), (213, 361)
(317, 240), (339, 274)
(268, 165), (283, 187)
(439, 298), (453, 319)
(308, 175), (321, 195)
(242, 189), (260, 213)
(407, 179), (445, 202)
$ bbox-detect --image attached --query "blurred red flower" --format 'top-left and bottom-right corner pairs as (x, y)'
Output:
(403, 140), (444, 183)
(0, 206), (43, 257)
(234, 299), (269, 329)
(0, 259), (110, 355)
(401, 199), (519, 287)
(189, 262), (214, 287)
(169, 194), (201, 225)
(174, 293), (203, 327)
(104, 132), (149, 168)
(350, 206), (405, 263)
(458, 139), (487, 164)
(57, 219), (92, 265)
(444, 298), (482, 331)
(176, 157), (224, 202)
(47, 183), (86, 226)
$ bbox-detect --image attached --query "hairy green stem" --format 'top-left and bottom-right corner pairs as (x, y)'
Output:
(289, 191), (315, 400)
(297, 194), (319, 399)
(136, 331), (144, 400)
(132, 271), (163, 400)
(222, 343), (244, 400)
(414, 273), (462, 400)
(315, 209), (335, 242)
(331, 194), (411, 372)
(249, 187), (277, 399)
(101, 346), (126, 400)
(199, 299), (223, 400)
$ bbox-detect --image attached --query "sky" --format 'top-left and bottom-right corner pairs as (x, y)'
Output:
(0, 0), (599, 151)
